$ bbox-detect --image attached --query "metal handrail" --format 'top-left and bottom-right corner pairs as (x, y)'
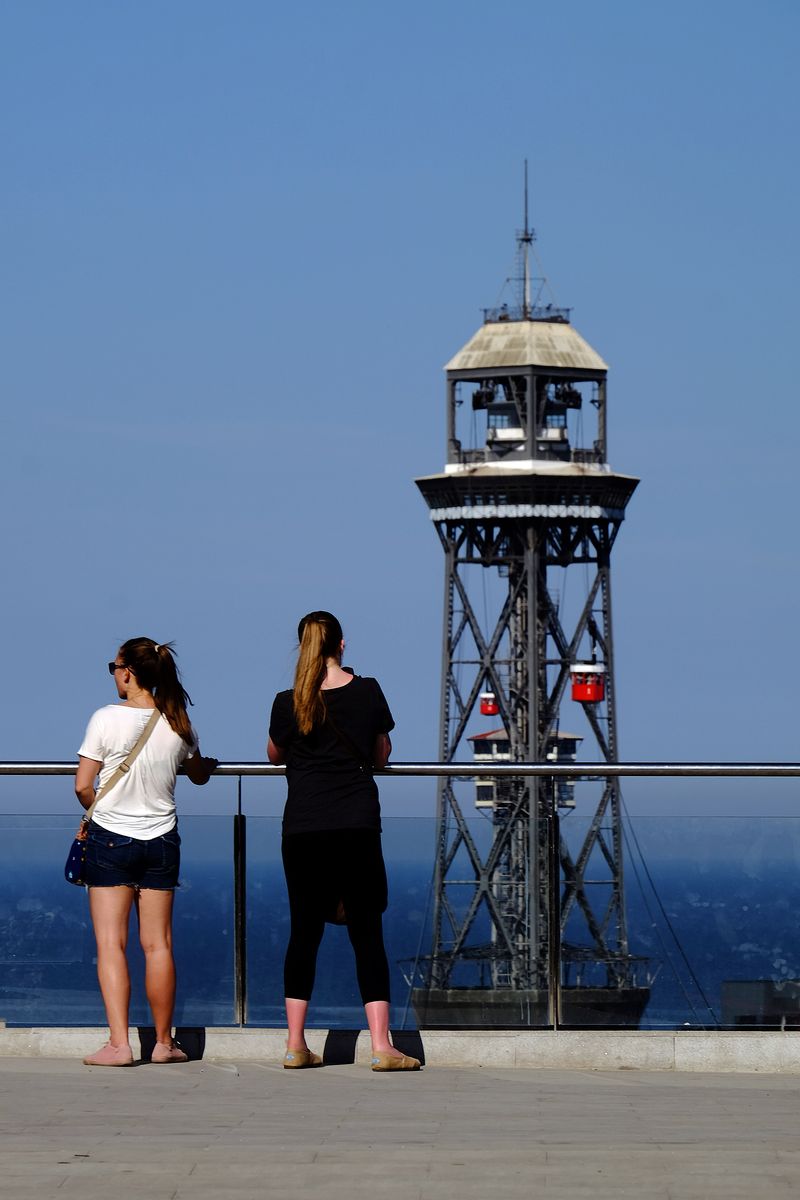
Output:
(3, 761), (800, 778)
(2, 759), (798, 1031)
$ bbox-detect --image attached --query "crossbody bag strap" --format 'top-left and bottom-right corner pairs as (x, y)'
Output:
(82, 708), (162, 826)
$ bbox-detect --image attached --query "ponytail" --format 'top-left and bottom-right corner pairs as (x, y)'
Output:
(118, 637), (194, 744)
(292, 611), (343, 735)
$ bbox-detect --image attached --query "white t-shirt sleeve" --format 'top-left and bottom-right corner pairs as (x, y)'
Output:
(78, 709), (106, 763)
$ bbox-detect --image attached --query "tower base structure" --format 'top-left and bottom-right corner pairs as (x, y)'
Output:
(411, 986), (651, 1029)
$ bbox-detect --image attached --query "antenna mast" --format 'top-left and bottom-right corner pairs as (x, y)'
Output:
(519, 159), (535, 319)
(482, 163), (572, 326)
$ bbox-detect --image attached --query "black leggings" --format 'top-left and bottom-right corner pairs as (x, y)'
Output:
(282, 829), (391, 1004)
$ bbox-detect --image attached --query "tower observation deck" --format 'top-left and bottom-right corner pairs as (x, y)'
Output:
(411, 209), (651, 1027)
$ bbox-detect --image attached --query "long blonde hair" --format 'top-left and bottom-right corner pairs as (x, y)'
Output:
(293, 611), (343, 735)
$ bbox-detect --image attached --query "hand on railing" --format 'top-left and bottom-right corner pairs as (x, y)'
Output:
(184, 754), (220, 785)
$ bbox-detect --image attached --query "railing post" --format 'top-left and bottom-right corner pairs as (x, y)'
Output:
(233, 776), (247, 1027)
(547, 793), (561, 1030)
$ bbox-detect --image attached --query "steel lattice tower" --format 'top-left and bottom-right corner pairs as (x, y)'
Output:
(411, 203), (650, 1027)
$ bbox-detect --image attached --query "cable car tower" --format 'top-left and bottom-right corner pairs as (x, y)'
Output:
(412, 173), (650, 1026)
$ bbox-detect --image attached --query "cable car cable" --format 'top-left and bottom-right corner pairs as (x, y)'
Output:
(620, 802), (719, 1026)
(399, 855), (438, 1030)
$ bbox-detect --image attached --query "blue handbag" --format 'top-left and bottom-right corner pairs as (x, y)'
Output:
(64, 825), (89, 885)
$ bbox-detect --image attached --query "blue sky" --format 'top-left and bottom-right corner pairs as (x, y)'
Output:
(1, 1), (798, 812)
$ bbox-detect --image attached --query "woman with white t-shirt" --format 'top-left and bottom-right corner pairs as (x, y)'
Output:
(75, 638), (217, 1067)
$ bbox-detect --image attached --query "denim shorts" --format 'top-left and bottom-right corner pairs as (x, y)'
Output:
(83, 821), (181, 890)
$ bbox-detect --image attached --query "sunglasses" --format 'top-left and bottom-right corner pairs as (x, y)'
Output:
(107, 662), (128, 675)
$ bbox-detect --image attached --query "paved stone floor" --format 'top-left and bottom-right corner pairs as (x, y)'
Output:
(2, 1057), (800, 1198)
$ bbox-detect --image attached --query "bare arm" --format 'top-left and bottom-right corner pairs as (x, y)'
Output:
(75, 756), (101, 810)
(184, 745), (219, 786)
(267, 737), (286, 766)
(372, 733), (392, 770)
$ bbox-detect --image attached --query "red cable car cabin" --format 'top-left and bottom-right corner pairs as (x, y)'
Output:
(479, 691), (499, 716)
(570, 663), (606, 703)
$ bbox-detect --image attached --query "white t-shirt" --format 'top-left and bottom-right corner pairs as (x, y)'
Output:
(78, 705), (198, 840)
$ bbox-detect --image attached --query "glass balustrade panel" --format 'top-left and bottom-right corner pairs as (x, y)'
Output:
(0, 782), (237, 1027)
(558, 776), (800, 1029)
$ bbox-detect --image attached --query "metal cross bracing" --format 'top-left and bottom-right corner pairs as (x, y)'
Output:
(423, 504), (641, 998)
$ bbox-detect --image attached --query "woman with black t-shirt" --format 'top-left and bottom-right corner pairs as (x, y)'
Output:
(267, 611), (420, 1071)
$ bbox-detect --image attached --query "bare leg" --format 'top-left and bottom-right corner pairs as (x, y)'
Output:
(285, 997), (311, 1051)
(136, 888), (177, 1045)
(364, 1000), (404, 1059)
(88, 886), (135, 1047)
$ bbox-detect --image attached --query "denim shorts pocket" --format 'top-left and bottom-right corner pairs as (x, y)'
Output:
(86, 830), (135, 872)
(142, 829), (180, 881)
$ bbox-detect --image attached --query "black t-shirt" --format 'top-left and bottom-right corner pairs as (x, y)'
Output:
(269, 676), (395, 836)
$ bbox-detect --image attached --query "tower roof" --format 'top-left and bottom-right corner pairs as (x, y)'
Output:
(445, 319), (608, 374)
